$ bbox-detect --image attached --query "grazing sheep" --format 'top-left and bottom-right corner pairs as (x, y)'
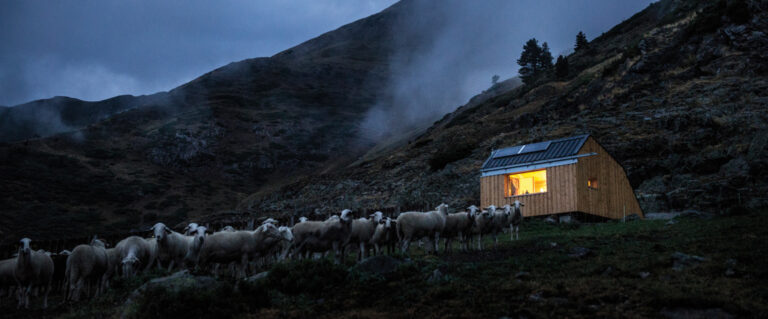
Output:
(370, 217), (398, 255)
(396, 204), (450, 254)
(115, 236), (154, 278)
(0, 258), (17, 303)
(442, 206), (478, 252)
(291, 209), (354, 264)
(508, 200), (524, 240)
(66, 238), (108, 301)
(101, 248), (120, 291)
(151, 223), (196, 271)
(186, 224), (283, 278)
(471, 206), (496, 250)
(488, 205), (512, 249)
(183, 223), (200, 236)
(346, 212), (383, 261)
(260, 226), (294, 266)
(14, 238), (54, 309)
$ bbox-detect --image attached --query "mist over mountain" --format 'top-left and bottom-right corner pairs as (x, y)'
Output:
(3, 0), (765, 243)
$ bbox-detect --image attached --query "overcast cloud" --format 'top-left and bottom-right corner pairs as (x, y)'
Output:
(0, 0), (396, 106)
(0, 0), (654, 107)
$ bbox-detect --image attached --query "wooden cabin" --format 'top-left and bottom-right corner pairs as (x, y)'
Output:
(480, 134), (643, 220)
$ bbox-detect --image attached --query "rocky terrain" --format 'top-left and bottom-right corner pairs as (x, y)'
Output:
(243, 0), (768, 220)
(1, 0), (767, 241)
(0, 1), (406, 239)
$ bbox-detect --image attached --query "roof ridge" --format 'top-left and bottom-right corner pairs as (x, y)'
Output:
(497, 134), (589, 151)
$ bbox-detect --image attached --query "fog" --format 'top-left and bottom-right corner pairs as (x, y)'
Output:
(359, 0), (656, 141)
(0, 0), (396, 106)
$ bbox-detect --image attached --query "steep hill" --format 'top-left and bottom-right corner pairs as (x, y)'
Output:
(243, 0), (768, 218)
(0, 1), (409, 239)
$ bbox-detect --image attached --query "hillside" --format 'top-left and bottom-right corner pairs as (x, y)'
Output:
(0, 2), (408, 239)
(243, 0), (768, 218)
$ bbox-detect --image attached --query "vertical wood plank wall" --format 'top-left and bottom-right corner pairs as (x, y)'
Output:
(480, 164), (577, 217)
(575, 137), (644, 219)
(479, 137), (643, 219)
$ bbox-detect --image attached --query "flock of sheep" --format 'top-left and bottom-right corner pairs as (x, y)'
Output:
(0, 201), (524, 309)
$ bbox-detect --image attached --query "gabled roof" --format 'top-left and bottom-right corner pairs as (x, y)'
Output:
(482, 134), (590, 172)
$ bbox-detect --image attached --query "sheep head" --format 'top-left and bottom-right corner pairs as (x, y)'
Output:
(340, 209), (353, 223)
(183, 223), (199, 236)
(19, 237), (32, 256)
(513, 200), (524, 208)
(467, 205), (479, 218)
(151, 223), (172, 242)
(298, 216), (308, 223)
(222, 226), (236, 232)
(121, 255), (140, 276)
(91, 239), (107, 248)
(262, 218), (278, 225)
(435, 203), (450, 216)
(370, 211), (384, 224)
(278, 226), (294, 242)
(258, 223), (283, 240)
(503, 205), (512, 217)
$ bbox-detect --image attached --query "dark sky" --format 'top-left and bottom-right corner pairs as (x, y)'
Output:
(0, 0), (655, 107)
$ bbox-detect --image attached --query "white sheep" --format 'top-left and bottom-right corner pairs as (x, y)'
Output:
(221, 225), (236, 232)
(115, 236), (155, 278)
(183, 223), (200, 236)
(346, 212), (383, 260)
(396, 204), (450, 254)
(65, 238), (108, 301)
(442, 205), (478, 252)
(186, 224), (283, 278)
(507, 200), (524, 240)
(471, 206), (496, 250)
(488, 205), (512, 249)
(14, 238), (54, 309)
(298, 216), (309, 223)
(100, 247), (120, 292)
(369, 217), (398, 255)
(262, 218), (278, 225)
(151, 223), (196, 271)
(291, 209), (354, 264)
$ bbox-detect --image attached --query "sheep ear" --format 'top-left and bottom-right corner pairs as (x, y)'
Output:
(164, 226), (173, 234)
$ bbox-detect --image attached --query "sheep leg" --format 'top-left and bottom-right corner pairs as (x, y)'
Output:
(167, 260), (176, 272)
(434, 233), (440, 254)
(332, 242), (340, 264)
(515, 226), (520, 240)
(401, 238), (411, 254)
(42, 284), (50, 309)
(359, 242), (365, 261)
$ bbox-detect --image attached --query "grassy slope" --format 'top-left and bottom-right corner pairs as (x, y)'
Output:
(4, 210), (763, 318)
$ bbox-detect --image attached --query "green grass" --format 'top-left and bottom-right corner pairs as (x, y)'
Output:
(3, 211), (766, 318)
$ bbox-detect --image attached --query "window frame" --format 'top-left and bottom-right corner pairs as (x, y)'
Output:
(504, 168), (548, 198)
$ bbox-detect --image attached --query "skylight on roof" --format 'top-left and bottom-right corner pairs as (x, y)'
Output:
(518, 141), (551, 154)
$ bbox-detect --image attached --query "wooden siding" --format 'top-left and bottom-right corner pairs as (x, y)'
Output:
(479, 137), (643, 219)
(575, 137), (644, 219)
(480, 164), (577, 217)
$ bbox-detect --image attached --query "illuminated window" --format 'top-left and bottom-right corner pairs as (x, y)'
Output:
(506, 169), (547, 196)
(588, 178), (598, 189)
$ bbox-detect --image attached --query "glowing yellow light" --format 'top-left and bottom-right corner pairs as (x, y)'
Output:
(506, 169), (547, 196)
